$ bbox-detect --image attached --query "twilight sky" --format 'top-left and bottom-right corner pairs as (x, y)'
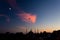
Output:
(0, 0), (60, 33)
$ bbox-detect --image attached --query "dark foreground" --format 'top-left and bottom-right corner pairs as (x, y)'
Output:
(0, 30), (60, 40)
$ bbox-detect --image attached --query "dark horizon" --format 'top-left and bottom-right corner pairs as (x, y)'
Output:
(0, 0), (60, 34)
(0, 30), (60, 40)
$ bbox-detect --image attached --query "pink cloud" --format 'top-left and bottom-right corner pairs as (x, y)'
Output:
(6, 0), (37, 24)
(17, 12), (37, 23)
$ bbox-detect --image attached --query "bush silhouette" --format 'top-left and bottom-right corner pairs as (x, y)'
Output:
(0, 30), (60, 40)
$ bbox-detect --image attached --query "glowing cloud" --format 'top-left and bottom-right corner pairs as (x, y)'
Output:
(7, 0), (37, 23)
(17, 13), (37, 23)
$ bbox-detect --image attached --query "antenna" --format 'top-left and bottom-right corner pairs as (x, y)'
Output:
(37, 28), (39, 33)
(26, 26), (27, 33)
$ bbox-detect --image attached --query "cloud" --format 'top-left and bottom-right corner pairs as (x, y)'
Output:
(17, 12), (37, 23)
(7, 0), (37, 24)
(9, 26), (27, 33)
(0, 14), (10, 23)
(7, 0), (21, 11)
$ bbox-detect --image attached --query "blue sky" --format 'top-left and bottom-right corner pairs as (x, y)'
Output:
(0, 0), (60, 33)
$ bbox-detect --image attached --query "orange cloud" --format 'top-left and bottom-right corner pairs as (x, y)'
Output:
(17, 12), (37, 23)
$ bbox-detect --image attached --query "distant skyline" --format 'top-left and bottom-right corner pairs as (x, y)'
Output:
(0, 0), (60, 33)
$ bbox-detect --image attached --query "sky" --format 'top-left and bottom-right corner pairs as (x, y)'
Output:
(0, 0), (60, 33)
